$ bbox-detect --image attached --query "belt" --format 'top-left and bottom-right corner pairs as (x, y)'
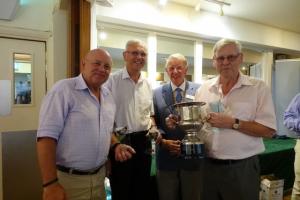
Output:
(206, 157), (249, 165)
(124, 130), (148, 136)
(57, 165), (103, 175)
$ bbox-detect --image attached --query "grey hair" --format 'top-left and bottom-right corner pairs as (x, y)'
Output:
(125, 39), (147, 50)
(213, 38), (242, 55)
(165, 53), (188, 69)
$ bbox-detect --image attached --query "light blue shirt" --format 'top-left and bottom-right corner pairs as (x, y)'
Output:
(284, 93), (300, 135)
(37, 74), (116, 170)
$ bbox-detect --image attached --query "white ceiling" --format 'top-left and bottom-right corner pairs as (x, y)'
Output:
(171, 0), (300, 33)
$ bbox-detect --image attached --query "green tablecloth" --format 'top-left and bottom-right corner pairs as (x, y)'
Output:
(259, 138), (297, 190)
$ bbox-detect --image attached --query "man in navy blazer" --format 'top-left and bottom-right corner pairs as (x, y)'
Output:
(153, 53), (202, 200)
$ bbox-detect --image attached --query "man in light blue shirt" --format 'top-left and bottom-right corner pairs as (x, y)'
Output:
(37, 48), (125, 200)
(284, 93), (300, 200)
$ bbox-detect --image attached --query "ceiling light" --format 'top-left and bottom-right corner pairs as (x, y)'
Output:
(99, 31), (107, 40)
(205, 0), (231, 6)
(159, 0), (168, 6)
(205, 0), (230, 16)
(96, 0), (113, 7)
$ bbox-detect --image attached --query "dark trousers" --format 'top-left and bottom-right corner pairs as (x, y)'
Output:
(202, 155), (260, 200)
(110, 132), (155, 200)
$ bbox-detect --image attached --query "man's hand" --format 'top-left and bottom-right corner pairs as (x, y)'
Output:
(114, 144), (136, 162)
(161, 139), (181, 156)
(147, 125), (162, 144)
(165, 114), (179, 129)
(43, 183), (66, 200)
(207, 112), (234, 129)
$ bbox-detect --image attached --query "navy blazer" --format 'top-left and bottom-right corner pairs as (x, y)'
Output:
(153, 81), (201, 171)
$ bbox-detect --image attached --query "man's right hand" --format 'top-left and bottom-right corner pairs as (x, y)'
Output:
(43, 183), (66, 200)
(165, 114), (179, 129)
(161, 139), (181, 156)
(114, 144), (136, 162)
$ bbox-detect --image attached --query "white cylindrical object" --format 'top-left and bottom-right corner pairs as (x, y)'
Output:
(0, 80), (11, 116)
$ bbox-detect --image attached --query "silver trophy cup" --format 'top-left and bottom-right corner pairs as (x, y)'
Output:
(173, 101), (206, 159)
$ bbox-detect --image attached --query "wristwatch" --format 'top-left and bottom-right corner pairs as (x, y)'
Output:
(232, 118), (240, 130)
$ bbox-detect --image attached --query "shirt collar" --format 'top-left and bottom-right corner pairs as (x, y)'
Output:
(121, 67), (145, 83)
(75, 74), (89, 90)
(75, 74), (109, 97)
(171, 80), (186, 92)
(208, 72), (253, 91)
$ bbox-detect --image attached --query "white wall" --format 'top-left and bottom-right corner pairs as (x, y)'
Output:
(0, 0), (52, 31)
(96, 0), (300, 52)
(0, 1), (68, 199)
(0, 0), (68, 90)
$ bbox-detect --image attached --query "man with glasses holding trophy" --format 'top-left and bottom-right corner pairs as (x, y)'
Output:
(167, 38), (277, 200)
(194, 38), (277, 200)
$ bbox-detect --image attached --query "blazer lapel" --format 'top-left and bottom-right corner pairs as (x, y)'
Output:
(162, 83), (174, 108)
(185, 81), (196, 96)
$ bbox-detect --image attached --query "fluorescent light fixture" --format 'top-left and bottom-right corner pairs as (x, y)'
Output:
(205, 0), (231, 6)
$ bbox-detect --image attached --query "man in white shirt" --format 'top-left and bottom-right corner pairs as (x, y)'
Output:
(167, 38), (277, 200)
(195, 38), (277, 200)
(105, 39), (157, 200)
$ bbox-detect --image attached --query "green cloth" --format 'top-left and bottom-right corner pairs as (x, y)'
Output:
(150, 153), (157, 176)
(259, 138), (297, 191)
(262, 138), (296, 154)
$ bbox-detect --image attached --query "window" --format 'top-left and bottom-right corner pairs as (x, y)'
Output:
(13, 53), (32, 104)
(98, 26), (148, 73)
(157, 36), (194, 84)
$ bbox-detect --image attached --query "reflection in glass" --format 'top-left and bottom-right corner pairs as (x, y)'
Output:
(13, 53), (32, 104)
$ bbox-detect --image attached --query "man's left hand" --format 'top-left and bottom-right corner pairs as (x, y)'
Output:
(147, 126), (162, 144)
(207, 112), (234, 129)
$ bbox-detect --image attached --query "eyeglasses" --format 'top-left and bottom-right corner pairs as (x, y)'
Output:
(125, 51), (147, 57)
(214, 53), (240, 63)
(167, 65), (186, 72)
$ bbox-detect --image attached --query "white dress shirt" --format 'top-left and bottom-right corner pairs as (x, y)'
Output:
(195, 73), (277, 159)
(104, 68), (154, 133)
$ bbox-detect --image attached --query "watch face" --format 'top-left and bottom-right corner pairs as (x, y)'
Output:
(233, 123), (239, 129)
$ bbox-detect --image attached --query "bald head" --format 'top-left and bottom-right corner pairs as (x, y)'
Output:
(81, 48), (113, 90)
(84, 48), (113, 66)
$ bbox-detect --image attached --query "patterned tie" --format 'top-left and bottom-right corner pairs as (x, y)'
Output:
(175, 88), (182, 103)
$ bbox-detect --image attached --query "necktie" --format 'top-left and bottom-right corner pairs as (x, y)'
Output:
(175, 88), (182, 103)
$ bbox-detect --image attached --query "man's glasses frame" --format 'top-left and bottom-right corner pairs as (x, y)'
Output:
(214, 53), (241, 63)
(125, 51), (147, 57)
